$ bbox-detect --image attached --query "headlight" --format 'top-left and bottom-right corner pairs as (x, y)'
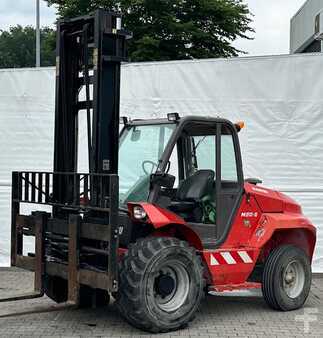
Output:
(133, 206), (147, 220)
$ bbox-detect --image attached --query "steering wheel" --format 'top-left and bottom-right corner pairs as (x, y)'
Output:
(142, 160), (158, 175)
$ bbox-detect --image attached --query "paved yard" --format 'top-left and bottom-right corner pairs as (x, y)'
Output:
(0, 268), (322, 338)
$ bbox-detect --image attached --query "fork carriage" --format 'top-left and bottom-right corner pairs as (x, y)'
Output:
(9, 171), (119, 304)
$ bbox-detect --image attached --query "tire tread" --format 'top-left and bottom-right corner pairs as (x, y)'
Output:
(262, 245), (311, 311)
(116, 236), (205, 333)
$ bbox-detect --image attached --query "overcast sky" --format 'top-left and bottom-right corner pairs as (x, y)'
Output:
(0, 0), (307, 56)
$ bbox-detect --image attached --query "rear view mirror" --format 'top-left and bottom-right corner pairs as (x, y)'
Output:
(151, 173), (175, 189)
(245, 178), (262, 185)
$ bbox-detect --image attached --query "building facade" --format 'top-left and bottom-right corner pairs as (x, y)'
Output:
(290, 0), (323, 53)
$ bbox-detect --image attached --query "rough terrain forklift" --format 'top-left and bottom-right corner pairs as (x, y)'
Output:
(1, 10), (316, 333)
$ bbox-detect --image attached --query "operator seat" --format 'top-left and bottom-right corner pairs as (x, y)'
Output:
(170, 170), (215, 222)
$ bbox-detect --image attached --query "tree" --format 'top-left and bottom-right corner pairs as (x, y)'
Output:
(46, 0), (253, 61)
(0, 26), (56, 68)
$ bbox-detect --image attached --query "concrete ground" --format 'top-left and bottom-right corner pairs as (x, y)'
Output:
(0, 268), (322, 338)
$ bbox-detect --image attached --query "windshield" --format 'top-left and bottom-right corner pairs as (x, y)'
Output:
(119, 123), (175, 207)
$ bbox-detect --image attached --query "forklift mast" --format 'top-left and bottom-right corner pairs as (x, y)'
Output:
(4, 11), (131, 305)
(53, 10), (129, 210)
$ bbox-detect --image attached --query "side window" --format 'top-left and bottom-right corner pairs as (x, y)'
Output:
(193, 136), (216, 172)
(221, 131), (238, 182)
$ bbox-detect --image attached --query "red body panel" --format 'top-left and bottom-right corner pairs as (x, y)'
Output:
(128, 202), (186, 227)
(129, 183), (316, 291)
(245, 183), (283, 213)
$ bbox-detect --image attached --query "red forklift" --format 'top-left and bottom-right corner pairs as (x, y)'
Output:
(1, 10), (316, 333)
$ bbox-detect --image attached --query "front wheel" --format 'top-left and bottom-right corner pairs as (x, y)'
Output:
(262, 245), (312, 311)
(115, 237), (205, 333)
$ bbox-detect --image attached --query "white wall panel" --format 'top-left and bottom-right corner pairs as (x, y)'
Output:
(0, 54), (322, 271)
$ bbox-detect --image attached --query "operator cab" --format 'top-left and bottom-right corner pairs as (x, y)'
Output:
(119, 115), (244, 248)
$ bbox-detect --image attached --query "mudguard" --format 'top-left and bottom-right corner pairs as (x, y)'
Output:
(128, 202), (185, 228)
(128, 202), (203, 249)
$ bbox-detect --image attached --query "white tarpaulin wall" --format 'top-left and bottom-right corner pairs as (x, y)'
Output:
(0, 53), (323, 272)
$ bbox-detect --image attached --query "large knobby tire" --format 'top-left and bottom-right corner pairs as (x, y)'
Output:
(262, 245), (312, 311)
(115, 237), (205, 333)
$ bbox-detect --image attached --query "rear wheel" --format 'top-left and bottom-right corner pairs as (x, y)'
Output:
(115, 237), (205, 333)
(262, 245), (312, 311)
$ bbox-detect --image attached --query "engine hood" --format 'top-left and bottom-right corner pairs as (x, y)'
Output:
(244, 182), (302, 214)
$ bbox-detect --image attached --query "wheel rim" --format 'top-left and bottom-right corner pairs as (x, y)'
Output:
(153, 261), (190, 312)
(282, 260), (305, 299)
